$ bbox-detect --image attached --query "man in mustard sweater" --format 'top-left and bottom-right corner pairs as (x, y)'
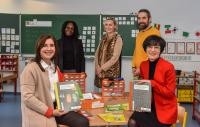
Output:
(132, 9), (160, 77)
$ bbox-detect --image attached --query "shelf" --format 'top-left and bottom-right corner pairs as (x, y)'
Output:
(194, 96), (200, 102)
(192, 71), (200, 123)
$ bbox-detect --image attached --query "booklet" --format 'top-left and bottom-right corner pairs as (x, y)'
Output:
(54, 81), (83, 112)
(98, 113), (126, 122)
(132, 80), (152, 112)
(105, 103), (129, 113)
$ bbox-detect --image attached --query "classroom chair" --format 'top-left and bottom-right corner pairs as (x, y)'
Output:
(172, 105), (187, 127)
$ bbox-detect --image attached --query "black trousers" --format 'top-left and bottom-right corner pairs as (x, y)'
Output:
(53, 102), (89, 127)
(55, 111), (89, 127)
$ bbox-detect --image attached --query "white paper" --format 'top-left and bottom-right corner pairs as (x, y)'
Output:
(87, 39), (91, 43)
(91, 35), (95, 39)
(87, 27), (91, 30)
(82, 39), (86, 43)
(2, 41), (5, 46)
(91, 48), (95, 52)
(92, 26), (96, 30)
(87, 44), (90, 47)
(15, 35), (19, 40)
(6, 47), (10, 52)
(83, 27), (87, 30)
(82, 31), (86, 35)
(1, 28), (6, 34)
(6, 35), (10, 40)
(15, 42), (19, 45)
(2, 35), (6, 40)
(11, 28), (15, 34)
(87, 31), (91, 35)
(91, 39), (95, 43)
(6, 41), (10, 46)
(6, 28), (11, 34)
(91, 44), (95, 47)
(11, 35), (15, 40)
(15, 50), (19, 53)
(86, 48), (90, 52)
(92, 31), (96, 35)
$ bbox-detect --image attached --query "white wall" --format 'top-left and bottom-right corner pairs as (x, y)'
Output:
(1, 0), (200, 92)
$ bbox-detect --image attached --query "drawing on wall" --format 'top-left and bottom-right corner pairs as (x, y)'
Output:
(176, 42), (185, 54)
(167, 42), (176, 54)
(186, 42), (195, 54)
(196, 42), (200, 55)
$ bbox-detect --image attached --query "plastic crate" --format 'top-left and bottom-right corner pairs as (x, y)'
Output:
(101, 79), (125, 97)
(63, 72), (86, 93)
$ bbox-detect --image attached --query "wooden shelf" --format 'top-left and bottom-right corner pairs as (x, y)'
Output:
(176, 73), (195, 103)
(0, 54), (18, 102)
(192, 71), (200, 123)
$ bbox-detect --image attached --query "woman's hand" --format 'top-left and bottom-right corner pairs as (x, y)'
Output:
(96, 65), (102, 75)
(52, 109), (67, 117)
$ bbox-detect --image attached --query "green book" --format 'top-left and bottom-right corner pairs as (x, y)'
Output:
(54, 81), (83, 112)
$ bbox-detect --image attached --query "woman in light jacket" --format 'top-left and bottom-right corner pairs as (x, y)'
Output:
(20, 35), (89, 127)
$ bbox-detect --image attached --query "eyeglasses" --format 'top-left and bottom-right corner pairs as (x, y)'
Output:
(146, 46), (160, 51)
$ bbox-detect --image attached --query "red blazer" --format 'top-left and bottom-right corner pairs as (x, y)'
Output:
(140, 58), (177, 124)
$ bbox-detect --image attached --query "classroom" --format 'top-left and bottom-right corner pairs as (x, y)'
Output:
(0, 0), (200, 127)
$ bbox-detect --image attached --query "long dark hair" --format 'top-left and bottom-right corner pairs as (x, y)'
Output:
(61, 20), (79, 39)
(34, 34), (58, 72)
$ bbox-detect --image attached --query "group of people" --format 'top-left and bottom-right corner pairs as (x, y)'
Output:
(20, 9), (177, 127)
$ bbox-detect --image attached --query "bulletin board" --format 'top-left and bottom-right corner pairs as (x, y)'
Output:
(0, 13), (20, 54)
(21, 14), (100, 55)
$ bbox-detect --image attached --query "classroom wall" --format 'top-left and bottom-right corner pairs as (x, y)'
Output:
(1, 0), (200, 92)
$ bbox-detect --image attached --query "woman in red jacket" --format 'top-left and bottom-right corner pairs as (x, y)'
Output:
(128, 35), (177, 127)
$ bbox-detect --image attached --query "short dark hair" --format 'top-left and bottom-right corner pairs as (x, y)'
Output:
(143, 35), (166, 53)
(138, 9), (151, 19)
(34, 34), (58, 72)
(61, 20), (79, 39)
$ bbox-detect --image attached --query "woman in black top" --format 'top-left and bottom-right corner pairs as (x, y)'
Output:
(57, 20), (85, 73)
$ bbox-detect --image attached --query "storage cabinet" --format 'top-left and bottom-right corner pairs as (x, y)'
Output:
(176, 71), (194, 103)
(192, 71), (200, 123)
(0, 54), (18, 72)
(0, 54), (18, 101)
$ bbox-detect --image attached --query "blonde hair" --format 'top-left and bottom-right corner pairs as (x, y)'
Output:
(104, 17), (118, 31)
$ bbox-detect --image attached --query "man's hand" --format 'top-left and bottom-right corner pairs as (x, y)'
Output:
(132, 67), (140, 76)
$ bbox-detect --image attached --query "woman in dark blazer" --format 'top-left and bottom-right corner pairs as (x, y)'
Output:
(57, 20), (85, 73)
(128, 35), (177, 127)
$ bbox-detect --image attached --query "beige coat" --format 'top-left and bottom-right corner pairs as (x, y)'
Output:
(20, 62), (57, 127)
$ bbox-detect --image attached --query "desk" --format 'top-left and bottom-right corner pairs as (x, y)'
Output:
(86, 96), (133, 126)
(0, 72), (18, 102)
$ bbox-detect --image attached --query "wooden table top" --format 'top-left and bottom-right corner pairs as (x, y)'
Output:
(84, 96), (133, 126)
(0, 72), (17, 82)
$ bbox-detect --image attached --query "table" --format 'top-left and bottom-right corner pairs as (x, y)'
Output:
(85, 96), (133, 126)
(0, 72), (18, 102)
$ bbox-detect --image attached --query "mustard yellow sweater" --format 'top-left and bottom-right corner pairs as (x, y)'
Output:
(132, 27), (160, 68)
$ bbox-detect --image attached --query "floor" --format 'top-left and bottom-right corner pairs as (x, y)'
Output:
(0, 93), (200, 127)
